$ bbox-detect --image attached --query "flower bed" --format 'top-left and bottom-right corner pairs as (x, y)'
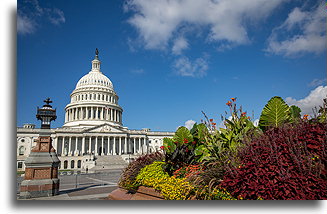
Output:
(113, 97), (327, 200)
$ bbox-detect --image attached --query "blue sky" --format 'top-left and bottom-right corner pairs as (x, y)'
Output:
(17, 0), (326, 131)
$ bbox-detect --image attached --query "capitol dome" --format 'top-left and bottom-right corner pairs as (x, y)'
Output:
(63, 49), (123, 128)
(76, 67), (114, 90)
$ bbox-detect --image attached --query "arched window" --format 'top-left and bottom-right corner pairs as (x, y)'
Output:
(64, 160), (68, 169)
(77, 160), (81, 168)
(71, 160), (75, 169)
(19, 146), (24, 156)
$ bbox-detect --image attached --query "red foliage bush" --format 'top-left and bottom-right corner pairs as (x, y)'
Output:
(221, 122), (327, 200)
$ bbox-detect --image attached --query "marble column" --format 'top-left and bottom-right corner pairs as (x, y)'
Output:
(107, 137), (110, 155)
(88, 136), (92, 154)
(75, 137), (78, 156)
(61, 137), (65, 156)
(124, 137), (127, 154)
(82, 137), (85, 155)
(113, 137), (116, 155)
(53, 137), (58, 153)
(101, 136), (104, 155)
(68, 137), (72, 156)
(133, 138), (136, 154)
(119, 137), (122, 155)
(65, 111), (68, 122)
(95, 137), (98, 155)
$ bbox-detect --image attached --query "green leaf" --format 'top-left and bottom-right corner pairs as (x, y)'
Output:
(163, 137), (176, 153)
(289, 105), (301, 123)
(173, 126), (193, 143)
(259, 96), (290, 131)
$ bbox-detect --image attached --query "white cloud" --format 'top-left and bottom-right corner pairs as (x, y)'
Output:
(184, 120), (196, 130)
(125, 0), (285, 51)
(17, 14), (36, 34)
(266, 2), (326, 57)
(173, 56), (208, 77)
(48, 8), (66, 25)
(172, 37), (189, 55)
(285, 86), (327, 116)
(17, 0), (65, 35)
(308, 78), (326, 87)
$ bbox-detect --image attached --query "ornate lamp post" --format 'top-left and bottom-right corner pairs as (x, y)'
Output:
(36, 98), (57, 129)
(19, 98), (60, 199)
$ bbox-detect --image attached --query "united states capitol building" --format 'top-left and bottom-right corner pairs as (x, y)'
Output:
(17, 50), (174, 172)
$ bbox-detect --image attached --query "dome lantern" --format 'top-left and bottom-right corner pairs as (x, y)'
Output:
(91, 48), (101, 72)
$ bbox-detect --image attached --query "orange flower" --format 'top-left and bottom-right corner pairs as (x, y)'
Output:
(209, 119), (214, 122)
(303, 114), (309, 120)
(226, 101), (232, 106)
(231, 98), (236, 102)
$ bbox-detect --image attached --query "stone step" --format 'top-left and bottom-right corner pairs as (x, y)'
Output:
(91, 155), (128, 170)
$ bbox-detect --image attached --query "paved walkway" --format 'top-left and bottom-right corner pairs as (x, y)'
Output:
(18, 169), (122, 200)
(19, 185), (117, 200)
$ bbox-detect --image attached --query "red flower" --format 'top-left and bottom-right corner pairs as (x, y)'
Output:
(210, 119), (214, 122)
(241, 112), (247, 117)
(160, 146), (165, 150)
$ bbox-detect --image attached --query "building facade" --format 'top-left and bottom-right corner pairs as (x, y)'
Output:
(17, 50), (174, 172)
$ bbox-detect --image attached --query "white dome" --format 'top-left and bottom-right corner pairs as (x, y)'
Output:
(76, 70), (113, 90)
(63, 50), (123, 129)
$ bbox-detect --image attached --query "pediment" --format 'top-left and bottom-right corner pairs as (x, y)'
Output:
(84, 123), (125, 133)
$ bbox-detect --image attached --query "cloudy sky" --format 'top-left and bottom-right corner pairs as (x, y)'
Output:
(17, 0), (326, 131)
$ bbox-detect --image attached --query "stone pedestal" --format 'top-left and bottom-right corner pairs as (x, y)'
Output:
(19, 133), (60, 199)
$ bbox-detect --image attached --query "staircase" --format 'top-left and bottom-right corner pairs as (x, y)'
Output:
(92, 155), (128, 171)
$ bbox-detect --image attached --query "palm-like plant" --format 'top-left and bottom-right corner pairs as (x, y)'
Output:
(258, 96), (290, 131)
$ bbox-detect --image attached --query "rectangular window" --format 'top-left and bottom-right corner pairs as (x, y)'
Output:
(18, 162), (23, 169)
